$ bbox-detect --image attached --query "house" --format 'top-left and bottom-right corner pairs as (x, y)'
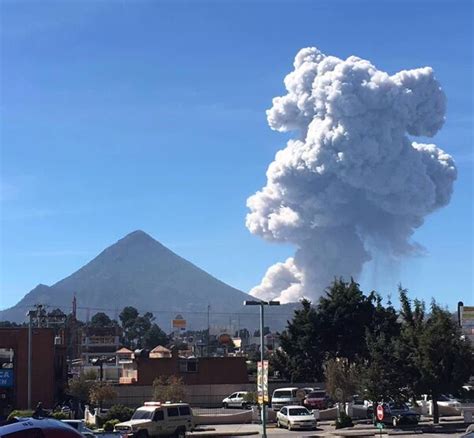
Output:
(119, 348), (248, 385)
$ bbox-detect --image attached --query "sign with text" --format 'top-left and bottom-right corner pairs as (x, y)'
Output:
(0, 369), (13, 388)
(257, 360), (269, 404)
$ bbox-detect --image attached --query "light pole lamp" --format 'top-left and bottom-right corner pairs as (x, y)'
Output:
(26, 309), (37, 410)
(243, 299), (280, 438)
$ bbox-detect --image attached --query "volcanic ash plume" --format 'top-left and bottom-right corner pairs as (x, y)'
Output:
(246, 47), (456, 303)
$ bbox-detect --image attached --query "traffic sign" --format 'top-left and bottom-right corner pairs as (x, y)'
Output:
(376, 404), (384, 421)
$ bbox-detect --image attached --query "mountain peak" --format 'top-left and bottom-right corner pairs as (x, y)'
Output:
(123, 229), (154, 240)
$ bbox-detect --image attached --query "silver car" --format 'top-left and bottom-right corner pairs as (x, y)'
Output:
(276, 405), (317, 431)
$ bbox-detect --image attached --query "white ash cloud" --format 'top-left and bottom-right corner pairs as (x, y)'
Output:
(246, 47), (456, 303)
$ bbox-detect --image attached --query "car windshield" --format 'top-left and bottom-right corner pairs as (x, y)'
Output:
(131, 409), (154, 420)
(308, 391), (326, 399)
(389, 402), (408, 410)
(289, 408), (311, 416)
(274, 391), (292, 398)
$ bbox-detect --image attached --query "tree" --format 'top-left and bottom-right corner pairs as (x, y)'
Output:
(67, 370), (97, 403)
(397, 289), (474, 424)
(317, 279), (378, 362)
(362, 298), (403, 403)
(153, 376), (185, 403)
(324, 358), (360, 407)
(90, 312), (113, 328)
(271, 299), (325, 382)
(89, 382), (117, 409)
(253, 327), (270, 337)
(143, 324), (169, 349)
(119, 307), (158, 349)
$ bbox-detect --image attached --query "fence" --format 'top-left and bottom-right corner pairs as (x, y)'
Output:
(113, 382), (324, 408)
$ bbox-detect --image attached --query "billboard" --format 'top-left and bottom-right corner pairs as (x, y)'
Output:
(461, 305), (474, 343)
(257, 360), (269, 404)
(172, 316), (186, 331)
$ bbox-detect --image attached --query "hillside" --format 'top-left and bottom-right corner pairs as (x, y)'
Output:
(0, 231), (297, 330)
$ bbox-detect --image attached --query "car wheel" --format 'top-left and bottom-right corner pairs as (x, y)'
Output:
(174, 427), (186, 438)
(288, 422), (292, 431)
(136, 431), (148, 438)
(223, 402), (228, 409)
(276, 419), (280, 428)
(392, 417), (398, 427)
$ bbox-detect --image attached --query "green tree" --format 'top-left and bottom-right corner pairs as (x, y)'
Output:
(317, 279), (378, 362)
(362, 297), (403, 403)
(271, 299), (325, 382)
(90, 312), (113, 327)
(397, 289), (474, 424)
(143, 323), (169, 349)
(119, 307), (158, 349)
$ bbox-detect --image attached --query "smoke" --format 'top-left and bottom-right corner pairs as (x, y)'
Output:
(246, 47), (456, 303)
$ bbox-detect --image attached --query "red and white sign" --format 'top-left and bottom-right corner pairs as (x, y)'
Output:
(376, 404), (384, 421)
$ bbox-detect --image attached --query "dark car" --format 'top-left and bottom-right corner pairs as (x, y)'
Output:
(302, 390), (330, 410)
(0, 418), (83, 437)
(374, 402), (420, 427)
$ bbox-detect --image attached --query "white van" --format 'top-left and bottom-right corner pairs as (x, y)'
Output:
(271, 387), (301, 411)
(114, 402), (194, 437)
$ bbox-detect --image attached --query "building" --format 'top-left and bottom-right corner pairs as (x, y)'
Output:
(0, 328), (67, 415)
(77, 325), (122, 382)
(459, 303), (474, 345)
(119, 349), (249, 385)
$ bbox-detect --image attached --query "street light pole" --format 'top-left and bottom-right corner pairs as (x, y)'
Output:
(27, 310), (35, 410)
(259, 303), (266, 438)
(244, 299), (280, 438)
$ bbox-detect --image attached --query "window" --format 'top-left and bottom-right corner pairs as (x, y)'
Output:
(229, 393), (237, 399)
(4, 429), (45, 438)
(179, 406), (191, 416)
(132, 409), (154, 420)
(167, 407), (179, 417)
(280, 407), (287, 415)
(153, 410), (164, 421)
(178, 359), (198, 373)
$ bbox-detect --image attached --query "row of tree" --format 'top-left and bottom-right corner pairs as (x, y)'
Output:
(88, 306), (169, 350)
(272, 279), (473, 423)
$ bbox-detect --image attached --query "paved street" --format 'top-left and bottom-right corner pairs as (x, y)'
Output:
(189, 421), (471, 437)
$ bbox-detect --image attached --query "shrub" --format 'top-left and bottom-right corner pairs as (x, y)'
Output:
(7, 410), (34, 421)
(50, 411), (70, 420)
(335, 411), (353, 429)
(104, 405), (134, 422)
(103, 419), (120, 431)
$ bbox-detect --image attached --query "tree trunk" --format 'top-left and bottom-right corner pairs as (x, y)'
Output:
(432, 397), (439, 424)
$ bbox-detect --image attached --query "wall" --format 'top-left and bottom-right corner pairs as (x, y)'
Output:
(136, 356), (249, 385)
(113, 382), (324, 408)
(0, 328), (61, 409)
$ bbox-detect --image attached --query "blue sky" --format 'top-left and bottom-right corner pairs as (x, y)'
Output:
(1, 0), (472, 311)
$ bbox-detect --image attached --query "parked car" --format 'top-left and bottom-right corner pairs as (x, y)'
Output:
(114, 401), (194, 437)
(303, 390), (330, 410)
(271, 387), (300, 411)
(276, 405), (317, 431)
(222, 391), (250, 409)
(61, 420), (95, 437)
(0, 417), (83, 437)
(375, 402), (420, 427)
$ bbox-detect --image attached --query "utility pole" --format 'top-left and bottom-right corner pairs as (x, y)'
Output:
(207, 304), (210, 357)
(27, 309), (35, 410)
